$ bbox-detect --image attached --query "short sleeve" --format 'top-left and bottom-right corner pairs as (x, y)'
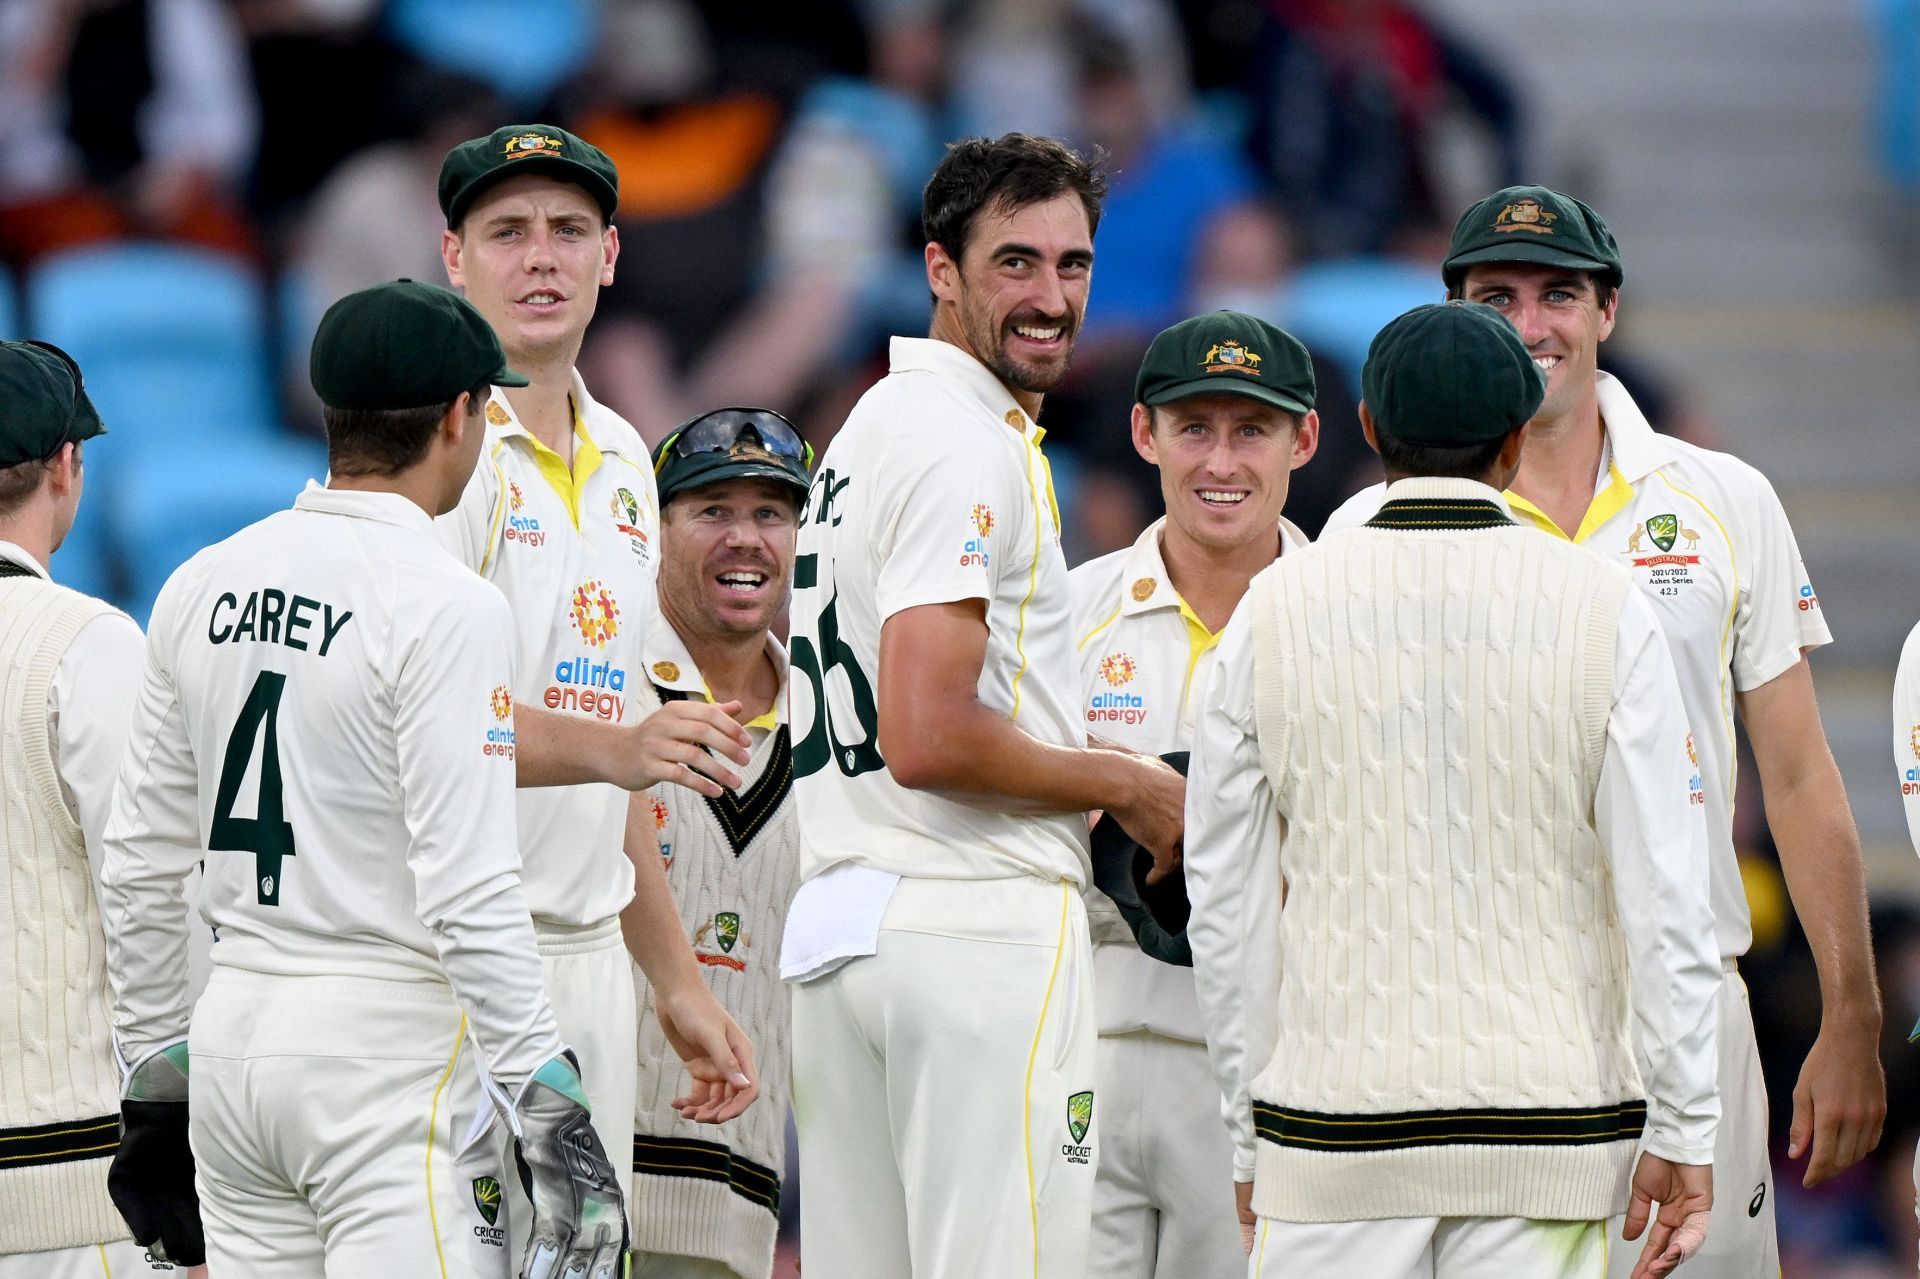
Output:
(1895, 622), (1920, 858)
(1730, 467), (1830, 691)
(873, 426), (1024, 621)
(433, 443), (506, 576)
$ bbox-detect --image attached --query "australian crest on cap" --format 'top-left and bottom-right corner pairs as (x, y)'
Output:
(1494, 198), (1557, 234)
(1201, 340), (1263, 374)
(503, 131), (564, 158)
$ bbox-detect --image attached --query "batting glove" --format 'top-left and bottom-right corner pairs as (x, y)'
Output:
(510, 1051), (626, 1279)
(108, 1039), (205, 1267)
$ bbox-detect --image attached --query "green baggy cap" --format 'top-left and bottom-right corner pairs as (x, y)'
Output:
(438, 124), (619, 229)
(1134, 311), (1316, 414)
(0, 340), (104, 467)
(1442, 185), (1623, 292)
(310, 280), (528, 411)
(1362, 301), (1544, 446)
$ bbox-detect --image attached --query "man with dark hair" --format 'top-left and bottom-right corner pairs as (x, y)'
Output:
(1192, 301), (1720, 1279)
(98, 280), (626, 1277)
(435, 125), (761, 1251)
(1325, 185), (1886, 1277)
(0, 342), (191, 1279)
(781, 133), (1184, 1278)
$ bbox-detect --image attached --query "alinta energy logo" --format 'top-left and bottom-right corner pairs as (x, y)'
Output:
(652, 795), (673, 867)
(484, 685), (516, 759)
(1685, 732), (1703, 807)
(961, 503), (993, 569)
(504, 479), (543, 546)
(550, 581), (628, 721)
(1089, 652), (1145, 727)
(1904, 724), (1920, 798)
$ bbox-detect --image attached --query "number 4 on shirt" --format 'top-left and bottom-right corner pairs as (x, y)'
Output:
(210, 670), (297, 905)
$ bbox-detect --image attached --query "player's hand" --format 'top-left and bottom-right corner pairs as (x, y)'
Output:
(1622, 1154), (1711, 1279)
(614, 700), (752, 796)
(108, 1041), (205, 1267)
(657, 983), (759, 1123)
(1787, 1010), (1886, 1186)
(1234, 1179), (1255, 1255)
(1103, 751), (1185, 884)
(510, 1053), (626, 1279)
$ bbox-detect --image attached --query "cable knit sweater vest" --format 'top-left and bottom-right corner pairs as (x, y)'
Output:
(0, 574), (131, 1253)
(1243, 484), (1641, 1223)
(633, 695), (798, 1278)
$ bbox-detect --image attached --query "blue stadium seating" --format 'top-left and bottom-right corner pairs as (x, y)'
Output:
(385, 0), (594, 108)
(0, 263), (16, 339)
(1283, 258), (1441, 396)
(116, 436), (329, 626)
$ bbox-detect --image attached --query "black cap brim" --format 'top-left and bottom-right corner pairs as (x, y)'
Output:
(658, 457), (809, 506)
(448, 156), (619, 229)
(1443, 241), (1619, 287)
(1143, 377), (1312, 414)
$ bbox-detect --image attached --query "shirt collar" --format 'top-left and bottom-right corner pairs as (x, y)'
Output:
(1382, 475), (1518, 514)
(484, 369), (643, 462)
(1592, 371), (1677, 484)
(292, 480), (436, 536)
(888, 337), (1046, 444)
(0, 538), (50, 579)
(645, 609), (790, 729)
(1120, 514), (1310, 616)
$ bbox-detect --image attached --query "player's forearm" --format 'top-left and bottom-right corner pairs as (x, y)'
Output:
(424, 872), (566, 1084)
(1767, 769), (1881, 1021)
(882, 698), (1130, 815)
(618, 798), (704, 999)
(511, 703), (621, 788)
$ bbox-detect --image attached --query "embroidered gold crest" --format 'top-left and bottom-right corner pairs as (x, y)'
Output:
(1131, 577), (1156, 602)
(1200, 340), (1264, 374)
(1494, 199), (1558, 235)
(651, 661), (681, 682)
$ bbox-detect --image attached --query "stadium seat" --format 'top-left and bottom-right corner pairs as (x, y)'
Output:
(26, 242), (281, 453)
(385, 0), (594, 109)
(114, 436), (329, 626)
(1282, 258), (1441, 396)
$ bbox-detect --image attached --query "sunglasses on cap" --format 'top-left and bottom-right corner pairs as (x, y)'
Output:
(654, 407), (814, 476)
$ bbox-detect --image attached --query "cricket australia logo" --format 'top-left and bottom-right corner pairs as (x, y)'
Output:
(1062, 1090), (1094, 1163)
(692, 911), (748, 971)
(471, 1176), (500, 1226)
(1627, 512), (1703, 578)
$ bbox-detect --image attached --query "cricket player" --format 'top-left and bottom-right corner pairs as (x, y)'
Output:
(1069, 311), (1318, 1278)
(0, 341), (195, 1279)
(434, 124), (760, 1241)
(1191, 300), (1721, 1279)
(1896, 620), (1920, 1261)
(630, 408), (809, 1279)
(1325, 185), (1887, 1275)
(96, 280), (626, 1277)
(781, 133), (1186, 1279)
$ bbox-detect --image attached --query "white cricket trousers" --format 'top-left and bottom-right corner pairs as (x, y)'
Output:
(1604, 962), (1774, 1279)
(1249, 1216), (1606, 1278)
(791, 876), (1097, 1279)
(499, 917), (638, 1261)
(0, 1242), (203, 1277)
(1091, 1031), (1245, 1279)
(188, 967), (511, 1278)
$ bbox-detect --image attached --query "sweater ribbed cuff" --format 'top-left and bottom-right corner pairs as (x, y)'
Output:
(629, 1170), (776, 1279)
(1252, 1138), (1636, 1223)
(0, 1156), (131, 1254)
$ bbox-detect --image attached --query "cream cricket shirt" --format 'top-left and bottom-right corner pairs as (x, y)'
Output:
(99, 484), (564, 1084)
(437, 372), (661, 926)
(1323, 373), (1829, 960)
(1069, 515), (1307, 1041)
(784, 337), (1089, 917)
(1895, 622), (1920, 857)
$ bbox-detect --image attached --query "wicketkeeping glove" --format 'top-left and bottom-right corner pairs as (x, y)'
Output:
(107, 1039), (205, 1267)
(510, 1052), (627, 1279)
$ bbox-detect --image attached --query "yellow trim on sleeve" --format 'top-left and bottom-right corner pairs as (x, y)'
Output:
(423, 1013), (468, 1279)
(478, 445), (510, 578)
(525, 398), (605, 530)
(1008, 441), (1048, 722)
(1022, 882), (1072, 1278)
(1504, 459), (1634, 544)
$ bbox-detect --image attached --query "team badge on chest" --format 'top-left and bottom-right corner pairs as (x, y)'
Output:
(1626, 512), (1704, 594)
(611, 487), (652, 568)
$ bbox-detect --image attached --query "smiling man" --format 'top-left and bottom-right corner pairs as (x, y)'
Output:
(1324, 185), (1886, 1278)
(781, 133), (1187, 1279)
(629, 409), (809, 1279)
(433, 125), (761, 1254)
(1070, 311), (1318, 1279)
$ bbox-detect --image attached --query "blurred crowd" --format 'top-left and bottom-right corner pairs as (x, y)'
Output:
(1, 1), (1908, 1275)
